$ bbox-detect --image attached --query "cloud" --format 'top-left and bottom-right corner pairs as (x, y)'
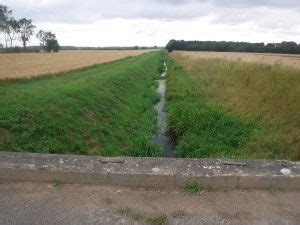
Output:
(1, 0), (299, 46)
(5, 0), (299, 23)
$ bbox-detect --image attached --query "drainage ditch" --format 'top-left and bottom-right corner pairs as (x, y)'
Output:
(153, 62), (174, 157)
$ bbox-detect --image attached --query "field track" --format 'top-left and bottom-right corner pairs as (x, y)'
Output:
(0, 50), (152, 80)
(173, 51), (300, 69)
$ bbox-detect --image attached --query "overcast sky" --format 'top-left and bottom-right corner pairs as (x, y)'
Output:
(1, 0), (300, 47)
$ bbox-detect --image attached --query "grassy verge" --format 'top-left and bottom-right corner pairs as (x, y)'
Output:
(167, 52), (299, 160)
(0, 51), (164, 156)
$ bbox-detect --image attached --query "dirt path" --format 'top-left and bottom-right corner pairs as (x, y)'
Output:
(0, 181), (299, 225)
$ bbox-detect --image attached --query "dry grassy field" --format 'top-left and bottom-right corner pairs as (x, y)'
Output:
(174, 51), (300, 69)
(0, 50), (151, 80)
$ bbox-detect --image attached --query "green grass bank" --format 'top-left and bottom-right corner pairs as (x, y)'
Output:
(167, 53), (299, 160)
(0, 51), (165, 156)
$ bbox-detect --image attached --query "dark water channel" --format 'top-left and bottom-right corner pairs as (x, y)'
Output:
(153, 62), (174, 157)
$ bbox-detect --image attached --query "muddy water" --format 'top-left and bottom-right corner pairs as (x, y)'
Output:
(153, 63), (174, 157)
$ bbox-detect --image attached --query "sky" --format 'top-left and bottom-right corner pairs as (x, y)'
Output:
(1, 0), (300, 47)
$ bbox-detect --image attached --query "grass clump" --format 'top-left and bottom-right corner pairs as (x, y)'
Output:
(117, 207), (144, 221)
(269, 184), (277, 195)
(146, 213), (168, 225)
(183, 181), (204, 196)
(0, 51), (165, 156)
(52, 180), (61, 188)
(117, 207), (132, 216)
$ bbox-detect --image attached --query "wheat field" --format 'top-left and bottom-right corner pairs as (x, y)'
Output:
(0, 50), (151, 80)
(173, 51), (300, 69)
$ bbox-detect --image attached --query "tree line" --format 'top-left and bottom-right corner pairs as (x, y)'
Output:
(166, 40), (300, 54)
(0, 4), (60, 52)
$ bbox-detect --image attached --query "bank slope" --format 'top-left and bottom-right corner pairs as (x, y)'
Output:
(0, 51), (164, 156)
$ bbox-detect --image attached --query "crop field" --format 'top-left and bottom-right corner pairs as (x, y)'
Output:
(0, 50), (151, 80)
(174, 51), (300, 69)
(167, 52), (300, 160)
(0, 51), (164, 156)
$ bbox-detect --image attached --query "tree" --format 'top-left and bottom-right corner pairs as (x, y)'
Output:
(0, 5), (10, 22)
(165, 40), (300, 54)
(166, 39), (176, 52)
(0, 4), (12, 48)
(36, 30), (60, 52)
(45, 39), (60, 52)
(18, 18), (35, 48)
(4, 18), (19, 47)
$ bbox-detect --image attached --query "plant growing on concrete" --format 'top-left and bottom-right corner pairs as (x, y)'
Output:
(52, 180), (61, 188)
(183, 181), (204, 196)
(146, 213), (168, 225)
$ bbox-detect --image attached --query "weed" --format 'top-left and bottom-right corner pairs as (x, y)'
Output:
(52, 180), (61, 188)
(117, 207), (144, 221)
(269, 184), (277, 195)
(131, 212), (143, 221)
(183, 181), (204, 196)
(147, 213), (168, 225)
(117, 207), (132, 216)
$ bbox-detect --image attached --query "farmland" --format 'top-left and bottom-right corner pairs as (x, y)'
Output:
(0, 49), (299, 160)
(0, 50), (151, 80)
(167, 52), (300, 160)
(0, 51), (164, 156)
(174, 51), (300, 69)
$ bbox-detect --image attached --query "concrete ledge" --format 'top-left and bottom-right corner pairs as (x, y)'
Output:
(0, 152), (299, 190)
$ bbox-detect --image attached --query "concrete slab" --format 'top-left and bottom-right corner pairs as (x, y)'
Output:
(0, 152), (299, 189)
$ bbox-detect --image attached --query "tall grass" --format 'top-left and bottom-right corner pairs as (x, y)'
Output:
(166, 60), (256, 158)
(169, 52), (300, 160)
(0, 51), (164, 156)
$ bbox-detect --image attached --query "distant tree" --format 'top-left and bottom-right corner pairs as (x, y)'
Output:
(165, 40), (300, 54)
(45, 39), (60, 52)
(265, 43), (276, 53)
(18, 18), (35, 48)
(4, 18), (20, 47)
(166, 39), (176, 52)
(279, 41), (298, 54)
(0, 4), (12, 48)
(36, 30), (60, 52)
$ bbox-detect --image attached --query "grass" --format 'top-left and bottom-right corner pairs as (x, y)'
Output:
(166, 58), (256, 158)
(52, 180), (61, 188)
(146, 214), (168, 225)
(0, 51), (165, 156)
(269, 184), (277, 195)
(117, 206), (144, 221)
(117, 207), (167, 224)
(168, 53), (300, 160)
(183, 181), (204, 196)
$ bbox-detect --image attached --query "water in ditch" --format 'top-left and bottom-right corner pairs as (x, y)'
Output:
(153, 62), (174, 157)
